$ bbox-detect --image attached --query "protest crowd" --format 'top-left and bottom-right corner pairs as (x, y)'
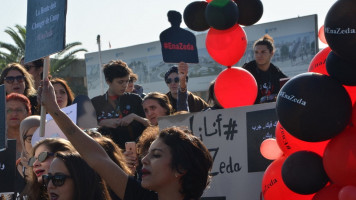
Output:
(0, 25), (286, 200)
(2, 0), (356, 199)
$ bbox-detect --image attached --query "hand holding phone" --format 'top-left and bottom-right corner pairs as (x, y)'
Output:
(125, 142), (137, 159)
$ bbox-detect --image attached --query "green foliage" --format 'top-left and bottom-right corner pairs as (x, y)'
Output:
(0, 24), (87, 75)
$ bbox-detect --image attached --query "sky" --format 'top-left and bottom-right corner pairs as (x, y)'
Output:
(0, 0), (336, 59)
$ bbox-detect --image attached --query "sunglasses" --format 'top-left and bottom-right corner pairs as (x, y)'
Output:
(166, 77), (179, 84)
(4, 75), (25, 84)
(28, 151), (55, 167)
(23, 134), (33, 143)
(43, 174), (72, 187)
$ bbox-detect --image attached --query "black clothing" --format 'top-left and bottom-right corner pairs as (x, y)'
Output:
(124, 177), (158, 200)
(243, 61), (287, 104)
(28, 94), (40, 115)
(91, 92), (146, 149)
(166, 91), (208, 113)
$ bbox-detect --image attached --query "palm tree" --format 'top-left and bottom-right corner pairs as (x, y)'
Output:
(0, 24), (26, 68)
(0, 24), (87, 75)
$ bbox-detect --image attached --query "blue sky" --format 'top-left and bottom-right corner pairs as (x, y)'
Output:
(0, 0), (335, 58)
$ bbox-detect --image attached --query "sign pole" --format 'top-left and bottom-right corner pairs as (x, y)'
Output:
(39, 56), (50, 137)
(97, 35), (104, 95)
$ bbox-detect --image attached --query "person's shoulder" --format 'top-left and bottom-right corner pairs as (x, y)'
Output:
(123, 93), (143, 101)
(270, 63), (288, 77)
(91, 93), (106, 103)
(188, 91), (208, 103)
(242, 60), (257, 70)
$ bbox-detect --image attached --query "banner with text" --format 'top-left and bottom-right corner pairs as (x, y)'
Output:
(159, 103), (278, 200)
(25, 0), (67, 63)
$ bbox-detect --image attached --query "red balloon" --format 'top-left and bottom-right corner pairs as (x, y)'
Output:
(206, 24), (247, 66)
(339, 186), (356, 200)
(275, 122), (329, 157)
(351, 103), (356, 127)
(312, 184), (342, 200)
(308, 47), (331, 75)
(262, 156), (314, 200)
(206, 0), (213, 2)
(260, 138), (283, 160)
(323, 126), (356, 186)
(344, 85), (356, 105)
(318, 25), (327, 45)
(214, 67), (257, 108)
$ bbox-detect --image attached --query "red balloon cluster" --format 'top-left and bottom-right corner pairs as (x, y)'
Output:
(183, 0), (264, 67)
(262, 0), (356, 199)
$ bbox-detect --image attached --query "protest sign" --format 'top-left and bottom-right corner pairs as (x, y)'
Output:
(25, 0), (67, 63)
(159, 102), (278, 200)
(0, 85), (5, 151)
(0, 140), (16, 193)
(159, 11), (198, 63)
(31, 103), (77, 146)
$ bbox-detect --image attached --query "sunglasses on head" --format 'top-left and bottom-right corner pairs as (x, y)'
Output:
(4, 75), (25, 84)
(166, 77), (179, 84)
(28, 151), (55, 167)
(43, 174), (72, 187)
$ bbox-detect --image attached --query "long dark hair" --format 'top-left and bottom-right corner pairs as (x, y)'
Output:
(20, 138), (76, 200)
(55, 152), (111, 200)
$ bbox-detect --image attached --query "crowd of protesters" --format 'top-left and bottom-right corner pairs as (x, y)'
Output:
(1, 33), (285, 200)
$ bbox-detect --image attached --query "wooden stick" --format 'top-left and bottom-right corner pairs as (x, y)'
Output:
(39, 56), (50, 137)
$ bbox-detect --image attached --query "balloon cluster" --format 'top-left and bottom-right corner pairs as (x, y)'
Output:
(261, 0), (356, 199)
(183, 0), (263, 108)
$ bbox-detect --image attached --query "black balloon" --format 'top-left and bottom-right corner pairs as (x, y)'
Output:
(183, 1), (210, 32)
(276, 72), (352, 142)
(233, 0), (263, 26)
(324, 0), (356, 64)
(326, 51), (356, 86)
(205, 1), (239, 30)
(282, 151), (329, 194)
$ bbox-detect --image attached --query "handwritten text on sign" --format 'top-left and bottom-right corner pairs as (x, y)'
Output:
(158, 103), (277, 200)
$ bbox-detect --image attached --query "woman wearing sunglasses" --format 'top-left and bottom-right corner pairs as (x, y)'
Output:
(20, 138), (76, 200)
(18, 115), (41, 179)
(0, 63), (39, 115)
(38, 78), (213, 200)
(44, 152), (111, 200)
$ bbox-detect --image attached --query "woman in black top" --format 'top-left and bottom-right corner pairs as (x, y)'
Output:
(243, 34), (287, 104)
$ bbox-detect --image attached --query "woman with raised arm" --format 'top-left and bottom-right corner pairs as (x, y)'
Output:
(38, 78), (213, 200)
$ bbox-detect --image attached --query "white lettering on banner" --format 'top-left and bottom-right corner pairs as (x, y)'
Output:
(278, 91), (307, 106)
(50, 14), (59, 22)
(35, 1), (57, 17)
(324, 27), (356, 35)
(0, 163), (5, 170)
(36, 29), (53, 41)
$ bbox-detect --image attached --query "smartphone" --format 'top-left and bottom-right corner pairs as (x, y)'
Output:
(125, 141), (137, 159)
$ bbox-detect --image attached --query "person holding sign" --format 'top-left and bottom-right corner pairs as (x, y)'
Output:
(37, 78), (213, 200)
(0, 63), (39, 115)
(243, 34), (287, 104)
(91, 60), (150, 149)
(21, 57), (44, 90)
(165, 62), (208, 113)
